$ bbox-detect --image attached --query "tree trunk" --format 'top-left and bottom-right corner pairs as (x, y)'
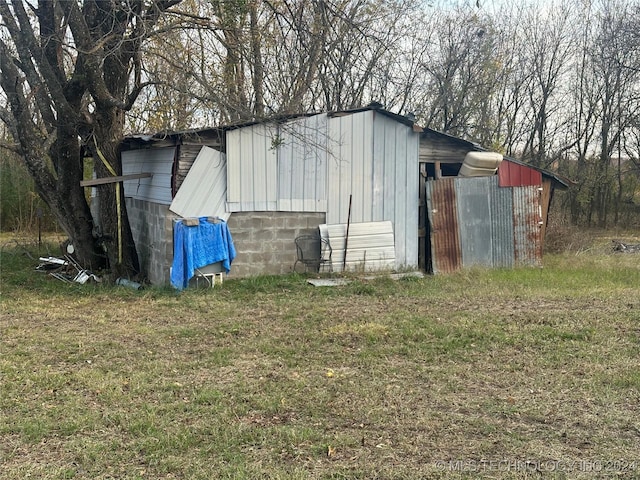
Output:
(89, 111), (140, 278)
(22, 135), (104, 270)
(51, 130), (105, 270)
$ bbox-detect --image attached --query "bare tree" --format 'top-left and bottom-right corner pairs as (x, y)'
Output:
(584, 0), (640, 226)
(0, 0), (184, 276)
(413, 7), (498, 138)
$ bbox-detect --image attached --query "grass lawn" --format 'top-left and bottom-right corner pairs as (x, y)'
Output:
(1, 235), (640, 479)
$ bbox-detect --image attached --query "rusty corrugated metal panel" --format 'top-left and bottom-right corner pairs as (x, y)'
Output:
(425, 178), (461, 273)
(489, 176), (515, 268)
(512, 186), (542, 266)
(456, 177), (493, 268)
(498, 160), (543, 187)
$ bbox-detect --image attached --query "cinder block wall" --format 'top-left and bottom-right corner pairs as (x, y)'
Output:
(226, 212), (326, 277)
(126, 203), (325, 284)
(126, 198), (177, 285)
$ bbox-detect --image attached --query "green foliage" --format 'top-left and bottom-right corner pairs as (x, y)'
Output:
(0, 152), (55, 233)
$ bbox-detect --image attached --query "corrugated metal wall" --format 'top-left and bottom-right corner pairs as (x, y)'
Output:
(319, 221), (396, 272)
(425, 178), (461, 273)
(457, 177), (493, 267)
(425, 176), (542, 272)
(513, 185), (542, 266)
(277, 114), (328, 212)
(326, 111), (373, 225)
(225, 110), (420, 269)
(498, 160), (542, 187)
(226, 123), (278, 211)
(122, 148), (175, 205)
(169, 147), (228, 220)
(326, 111), (419, 269)
(489, 180), (515, 268)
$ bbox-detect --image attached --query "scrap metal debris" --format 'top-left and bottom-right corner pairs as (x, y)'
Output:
(612, 240), (640, 253)
(307, 278), (351, 287)
(36, 255), (101, 284)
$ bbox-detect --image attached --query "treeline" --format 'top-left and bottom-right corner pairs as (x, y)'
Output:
(2, 0), (639, 231)
(128, 0), (640, 228)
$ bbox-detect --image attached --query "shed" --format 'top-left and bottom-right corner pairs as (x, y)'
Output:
(120, 105), (421, 284)
(418, 128), (570, 273)
(118, 106), (569, 285)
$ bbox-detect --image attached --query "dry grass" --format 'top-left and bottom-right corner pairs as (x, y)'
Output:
(1, 237), (640, 479)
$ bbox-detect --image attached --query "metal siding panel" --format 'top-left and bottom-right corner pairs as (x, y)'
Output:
(313, 114), (329, 206)
(341, 114), (353, 223)
(497, 160), (510, 187)
(456, 177), (493, 268)
(226, 129), (241, 203)
(290, 122), (304, 202)
(326, 116), (343, 224)
(383, 117), (397, 223)
(531, 169), (542, 186)
(121, 148), (175, 204)
(256, 124), (274, 210)
(169, 147), (228, 219)
(354, 112), (378, 223)
(320, 221), (395, 272)
(324, 111), (420, 269)
(340, 115), (353, 222)
(301, 117), (314, 207)
(239, 127), (253, 207)
(227, 124), (279, 211)
(510, 162), (519, 186)
(405, 127), (420, 268)
(499, 160), (543, 187)
(369, 113), (419, 268)
(394, 121), (408, 267)
(350, 112), (366, 223)
(371, 117), (386, 222)
(329, 114), (357, 224)
(489, 176), (515, 268)
(512, 186), (542, 266)
(274, 115), (328, 213)
(278, 124), (294, 206)
(360, 112), (374, 223)
(425, 178), (461, 273)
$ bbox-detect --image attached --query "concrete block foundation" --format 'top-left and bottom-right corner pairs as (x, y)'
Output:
(226, 212), (326, 277)
(126, 201), (326, 284)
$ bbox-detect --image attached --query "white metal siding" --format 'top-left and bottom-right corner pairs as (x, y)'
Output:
(224, 110), (420, 269)
(122, 148), (175, 204)
(320, 221), (396, 272)
(277, 114), (328, 212)
(169, 146), (229, 220)
(227, 124), (277, 211)
(326, 111), (419, 269)
(326, 111), (375, 224)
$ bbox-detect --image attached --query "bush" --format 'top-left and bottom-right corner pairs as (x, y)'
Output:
(544, 212), (596, 254)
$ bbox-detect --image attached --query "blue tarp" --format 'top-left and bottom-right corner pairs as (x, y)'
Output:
(170, 217), (236, 290)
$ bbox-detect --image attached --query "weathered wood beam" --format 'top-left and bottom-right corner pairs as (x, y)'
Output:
(80, 172), (152, 187)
